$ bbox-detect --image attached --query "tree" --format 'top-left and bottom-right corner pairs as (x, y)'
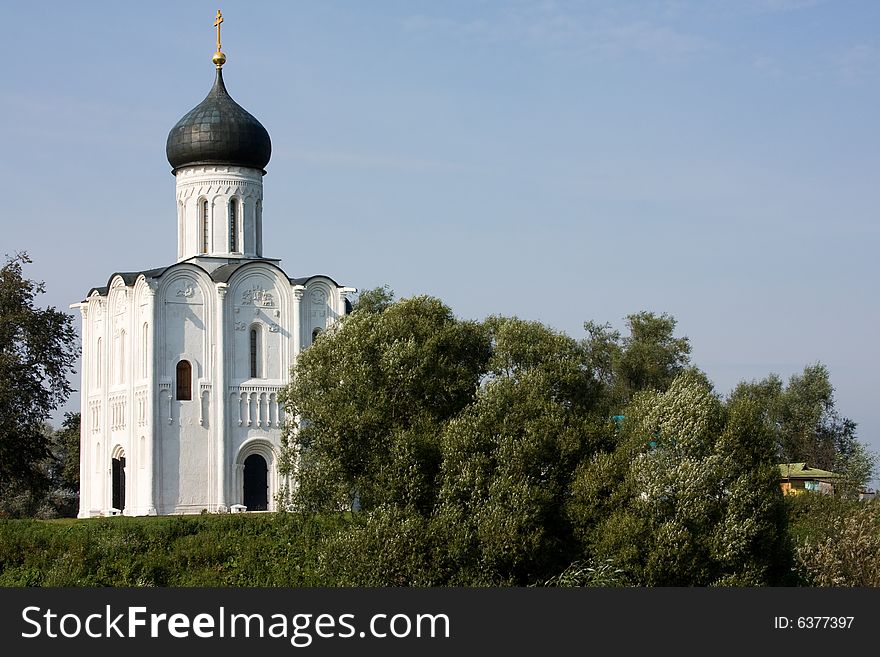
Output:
(278, 294), (490, 514)
(794, 500), (880, 586)
(583, 311), (691, 411)
(51, 412), (81, 494)
(0, 412), (81, 518)
(729, 364), (876, 495)
(577, 370), (791, 585)
(305, 316), (610, 586)
(431, 317), (606, 584)
(351, 284), (395, 314)
(0, 253), (77, 492)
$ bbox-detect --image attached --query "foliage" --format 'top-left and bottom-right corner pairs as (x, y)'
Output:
(0, 253), (77, 492)
(783, 494), (880, 586)
(0, 513), (344, 587)
(431, 317), (606, 584)
(277, 292), (876, 587)
(577, 371), (791, 586)
(279, 294), (490, 514)
(537, 559), (631, 587)
(0, 413), (81, 519)
(583, 311), (691, 410)
(351, 284), (395, 314)
(730, 364), (876, 495)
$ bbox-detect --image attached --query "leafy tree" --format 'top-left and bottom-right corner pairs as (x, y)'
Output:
(432, 317), (606, 584)
(301, 317), (609, 585)
(351, 284), (395, 314)
(730, 364), (875, 495)
(583, 311), (691, 410)
(0, 253), (77, 493)
(0, 412), (80, 518)
(579, 370), (790, 585)
(278, 294), (490, 514)
(794, 500), (880, 586)
(56, 411), (81, 491)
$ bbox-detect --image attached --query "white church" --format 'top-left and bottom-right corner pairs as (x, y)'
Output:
(72, 14), (354, 517)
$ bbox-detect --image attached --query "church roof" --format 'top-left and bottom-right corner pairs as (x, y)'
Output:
(165, 68), (272, 172)
(83, 262), (346, 299)
(88, 267), (172, 297)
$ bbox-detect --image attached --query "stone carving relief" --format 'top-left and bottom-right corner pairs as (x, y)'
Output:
(176, 284), (196, 298)
(241, 285), (275, 307)
(310, 287), (327, 319)
(114, 290), (128, 315)
(166, 278), (201, 303)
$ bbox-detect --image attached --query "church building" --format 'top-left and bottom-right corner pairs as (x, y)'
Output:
(71, 13), (354, 516)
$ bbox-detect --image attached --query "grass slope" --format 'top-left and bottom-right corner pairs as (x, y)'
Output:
(0, 513), (345, 587)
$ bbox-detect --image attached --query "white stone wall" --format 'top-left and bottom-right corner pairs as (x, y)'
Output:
(76, 262), (351, 517)
(77, 274), (157, 517)
(174, 165), (264, 260)
(156, 267), (215, 514)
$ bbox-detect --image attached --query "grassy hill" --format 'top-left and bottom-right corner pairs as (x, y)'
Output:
(0, 512), (346, 587)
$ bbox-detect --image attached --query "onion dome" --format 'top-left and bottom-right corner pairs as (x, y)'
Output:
(166, 67), (272, 172)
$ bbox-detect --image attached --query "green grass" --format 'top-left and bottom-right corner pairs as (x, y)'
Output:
(0, 512), (347, 587)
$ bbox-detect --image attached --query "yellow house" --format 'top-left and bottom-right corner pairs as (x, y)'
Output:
(778, 463), (839, 496)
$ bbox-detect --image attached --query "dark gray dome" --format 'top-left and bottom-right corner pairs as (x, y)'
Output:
(166, 69), (271, 172)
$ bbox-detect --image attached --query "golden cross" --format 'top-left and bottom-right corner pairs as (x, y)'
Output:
(214, 9), (224, 52)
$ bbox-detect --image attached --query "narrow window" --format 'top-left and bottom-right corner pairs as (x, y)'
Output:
(201, 200), (210, 253)
(312, 327), (322, 343)
(176, 360), (192, 401)
(255, 200), (262, 257)
(96, 337), (103, 388)
(141, 323), (148, 379)
(112, 333), (120, 384)
(229, 198), (238, 253)
(250, 327), (260, 378)
(119, 329), (126, 384)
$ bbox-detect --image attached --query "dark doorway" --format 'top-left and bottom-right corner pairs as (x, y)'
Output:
(112, 455), (126, 512)
(243, 454), (268, 511)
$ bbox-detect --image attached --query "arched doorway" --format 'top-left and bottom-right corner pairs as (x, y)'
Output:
(112, 453), (126, 512)
(243, 454), (268, 511)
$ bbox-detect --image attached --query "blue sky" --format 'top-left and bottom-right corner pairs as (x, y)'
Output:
(3, 1), (878, 479)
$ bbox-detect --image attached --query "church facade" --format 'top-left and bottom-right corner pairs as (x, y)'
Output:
(72, 23), (353, 516)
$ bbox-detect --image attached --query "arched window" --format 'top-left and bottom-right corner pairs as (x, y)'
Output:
(312, 327), (322, 343)
(249, 327), (261, 378)
(201, 199), (210, 254)
(229, 198), (238, 253)
(176, 360), (192, 401)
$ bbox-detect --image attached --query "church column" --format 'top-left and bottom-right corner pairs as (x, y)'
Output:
(99, 301), (110, 514)
(75, 303), (90, 518)
(144, 283), (157, 515)
(215, 283), (228, 511)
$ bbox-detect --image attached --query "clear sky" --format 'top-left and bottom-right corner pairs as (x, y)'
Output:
(3, 1), (878, 481)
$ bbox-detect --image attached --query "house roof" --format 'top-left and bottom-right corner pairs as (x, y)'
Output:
(778, 462), (840, 480)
